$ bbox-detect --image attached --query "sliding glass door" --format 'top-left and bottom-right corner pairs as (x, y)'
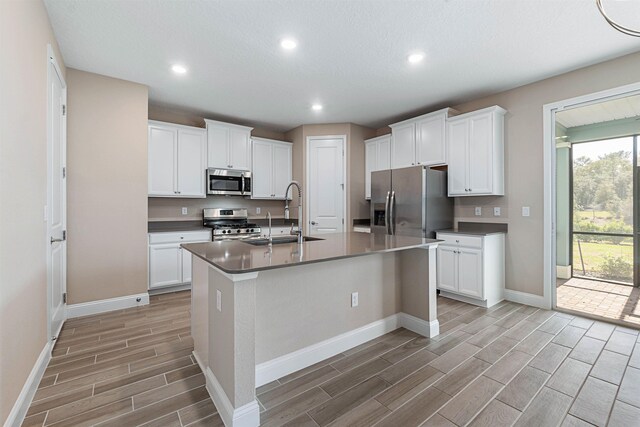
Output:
(571, 136), (636, 285)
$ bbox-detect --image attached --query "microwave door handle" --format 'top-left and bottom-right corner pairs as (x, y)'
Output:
(241, 174), (245, 195)
(384, 191), (391, 235)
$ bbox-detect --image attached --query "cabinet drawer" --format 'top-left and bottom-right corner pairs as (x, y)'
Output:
(436, 233), (483, 249)
(149, 231), (211, 244)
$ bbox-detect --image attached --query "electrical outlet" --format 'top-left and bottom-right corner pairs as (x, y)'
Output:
(475, 207), (482, 216)
(216, 290), (222, 312)
(494, 207), (501, 216)
(181, 207), (188, 215)
(522, 206), (530, 217)
(351, 292), (359, 307)
(256, 207), (261, 214)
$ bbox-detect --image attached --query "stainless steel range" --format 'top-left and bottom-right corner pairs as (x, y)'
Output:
(203, 208), (262, 241)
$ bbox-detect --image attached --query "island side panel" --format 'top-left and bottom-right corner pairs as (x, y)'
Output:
(399, 247), (438, 335)
(208, 268), (236, 405)
(254, 252), (400, 364)
(191, 257), (209, 369)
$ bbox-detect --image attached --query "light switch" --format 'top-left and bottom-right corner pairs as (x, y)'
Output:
(256, 207), (261, 214)
(522, 206), (530, 217)
(475, 207), (482, 216)
(216, 290), (222, 312)
(494, 207), (501, 216)
(181, 207), (188, 215)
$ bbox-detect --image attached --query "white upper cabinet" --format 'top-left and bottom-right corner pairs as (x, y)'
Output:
(364, 135), (391, 199)
(251, 137), (292, 199)
(205, 119), (253, 170)
(148, 125), (177, 196)
(390, 108), (457, 169)
(390, 123), (415, 169)
(148, 121), (206, 198)
(446, 106), (506, 197)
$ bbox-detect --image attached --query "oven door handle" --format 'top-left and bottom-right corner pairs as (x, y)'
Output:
(241, 173), (245, 195)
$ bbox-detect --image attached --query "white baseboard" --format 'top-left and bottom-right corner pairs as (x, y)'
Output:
(504, 289), (549, 309)
(439, 290), (493, 308)
(4, 342), (52, 427)
(399, 313), (439, 338)
(204, 367), (260, 427)
(556, 265), (572, 280)
(66, 292), (149, 318)
(148, 283), (191, 295)
(255, 314), (401, 387)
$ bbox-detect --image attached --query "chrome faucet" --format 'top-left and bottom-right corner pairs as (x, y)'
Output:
(284, 181), (303, 244)
(266, 211), (273, 247)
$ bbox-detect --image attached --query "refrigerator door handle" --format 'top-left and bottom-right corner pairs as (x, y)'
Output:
(390, 191), (396, 235)
(384, 191), (391, 235)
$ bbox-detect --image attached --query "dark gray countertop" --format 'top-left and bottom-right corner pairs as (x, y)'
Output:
(148, 221), (209, 233)
(182, 232), (440, 274)
(437, 221), (508, 236)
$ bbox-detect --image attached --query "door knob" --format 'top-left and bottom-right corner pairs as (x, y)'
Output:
(311, 221), (318, 225)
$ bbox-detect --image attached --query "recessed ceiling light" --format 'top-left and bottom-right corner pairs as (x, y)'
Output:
(171, 64), (187, 74)
(280, 38), (298, 50)
(407, 53), (425, 64)
(311, 104), (323, 111)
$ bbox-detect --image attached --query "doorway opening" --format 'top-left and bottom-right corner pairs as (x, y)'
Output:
(554, 94), (640, 325)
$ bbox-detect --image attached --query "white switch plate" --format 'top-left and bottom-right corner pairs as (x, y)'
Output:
(475, 207), (482, 216)
(494, 207), (501, 216)
(256, 207), (261, 214)
(351, 292), (359, 307)
(216, 290), (222, 312)
(522, 206), (530, 217)
(181, 207), (188, 215)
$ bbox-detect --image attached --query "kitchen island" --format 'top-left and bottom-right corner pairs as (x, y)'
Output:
(182, 232), (440, 427)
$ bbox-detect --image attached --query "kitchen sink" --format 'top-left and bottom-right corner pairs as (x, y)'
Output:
(241, 236), (325, 246)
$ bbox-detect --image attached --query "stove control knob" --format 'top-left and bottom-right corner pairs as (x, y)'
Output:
(250, 229), (254, 232)
(237, 230), (241, 233)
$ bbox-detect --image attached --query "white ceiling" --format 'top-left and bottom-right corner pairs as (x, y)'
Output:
(44, 0), (640, 132)
(557, 94), (640, 128)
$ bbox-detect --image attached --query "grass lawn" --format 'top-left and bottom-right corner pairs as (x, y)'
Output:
(574, 210), (615, 220)
(572, 240), (633, 282)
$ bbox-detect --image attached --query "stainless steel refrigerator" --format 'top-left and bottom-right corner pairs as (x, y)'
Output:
(371, 166), (453, 238)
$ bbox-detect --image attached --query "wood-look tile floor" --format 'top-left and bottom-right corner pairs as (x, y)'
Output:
(22, 291), (224, 427)
(23, 291), (640, 427)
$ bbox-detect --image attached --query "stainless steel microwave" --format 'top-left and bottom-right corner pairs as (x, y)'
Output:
(207, 168), (251, 196)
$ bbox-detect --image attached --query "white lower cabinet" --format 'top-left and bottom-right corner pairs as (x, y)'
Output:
(148, 231), (210, 289)
(436, 232), (505, 307)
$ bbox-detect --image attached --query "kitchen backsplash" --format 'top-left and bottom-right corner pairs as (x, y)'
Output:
(148, 196), (292, 221)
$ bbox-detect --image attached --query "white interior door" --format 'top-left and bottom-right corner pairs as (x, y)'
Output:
(47, 48), (67, 341)
(307, 136), (345, 234)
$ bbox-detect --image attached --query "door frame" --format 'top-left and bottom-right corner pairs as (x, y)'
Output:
(305, 135), (347, 233)
(46, 44), (67, 341)
(543, 81), (640, 310)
